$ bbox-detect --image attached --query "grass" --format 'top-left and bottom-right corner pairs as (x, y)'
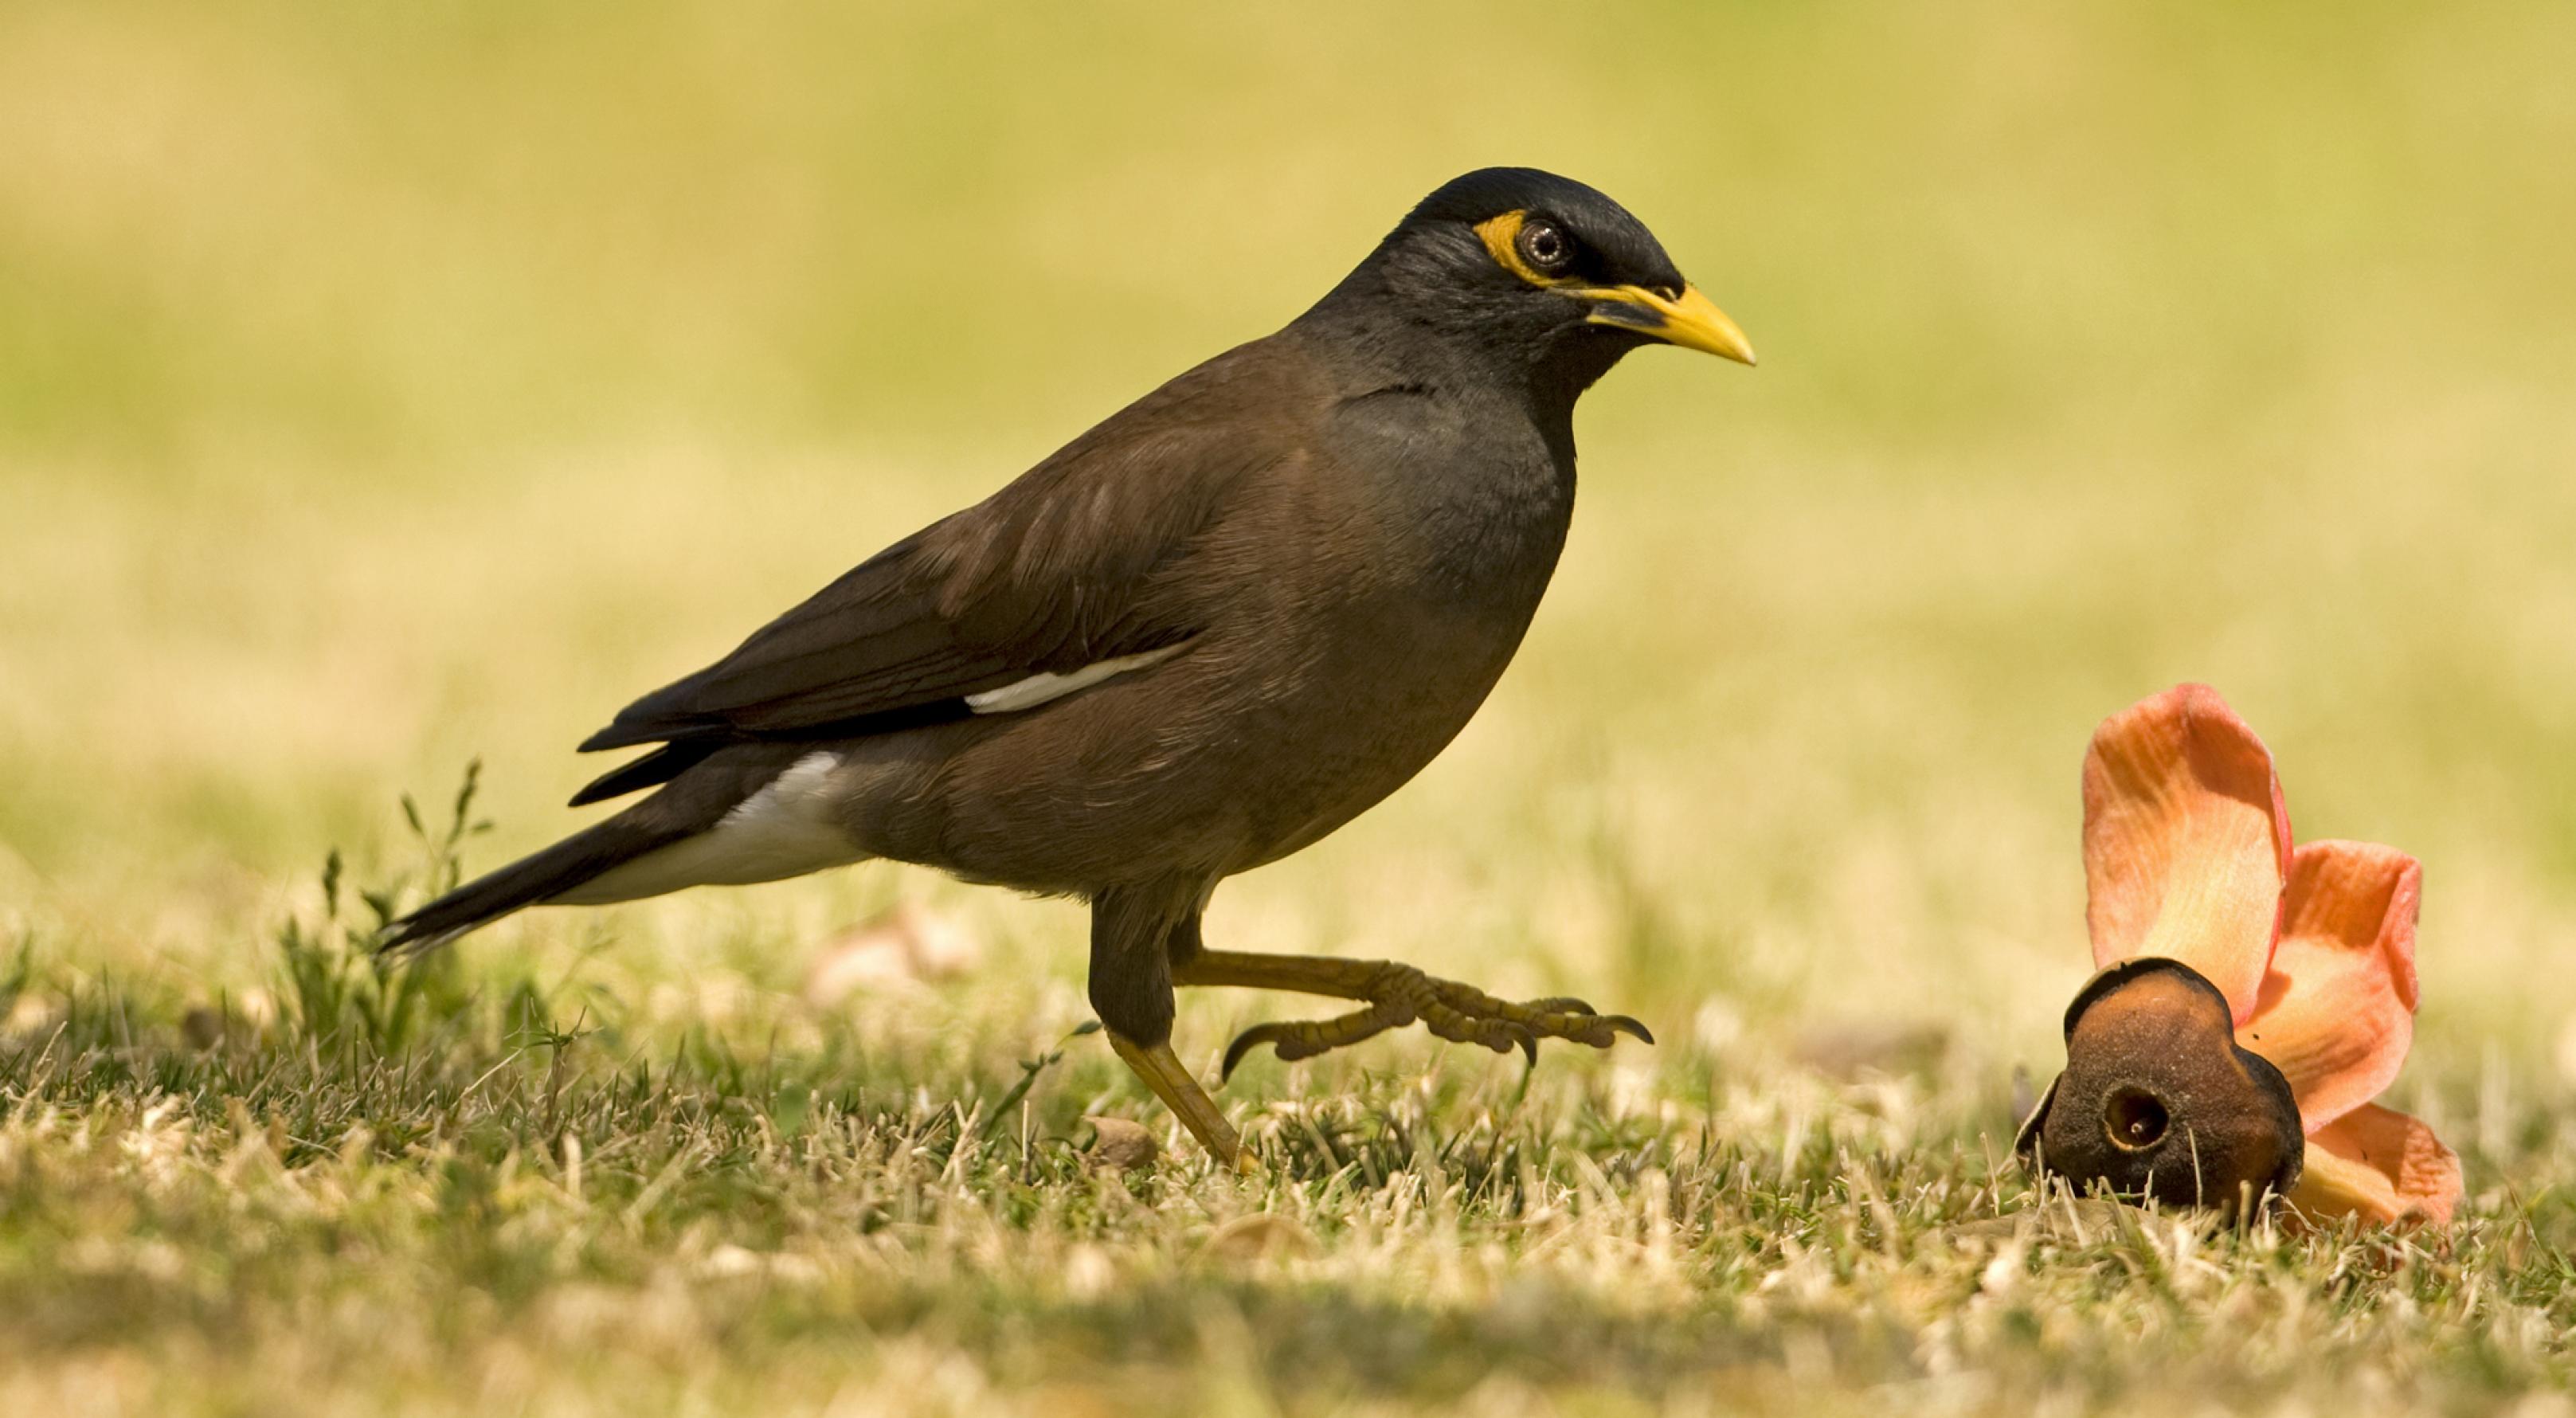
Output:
(4, 824), (2570, 1416)
(6, 1), (2576, 1412)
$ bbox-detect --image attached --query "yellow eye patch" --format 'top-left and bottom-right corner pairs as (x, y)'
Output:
(1473, 208), (1757, 364)
(1474, 210), (1578, 288)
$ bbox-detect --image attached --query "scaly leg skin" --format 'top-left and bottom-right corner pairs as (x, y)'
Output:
(1106, 1029), (1255, 1172)
(1173, 950), (1654, 1079)
(1090, 886), (1255, 1173)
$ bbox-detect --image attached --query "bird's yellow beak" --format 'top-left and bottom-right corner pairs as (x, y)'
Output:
(1577, 284), (1757, 366)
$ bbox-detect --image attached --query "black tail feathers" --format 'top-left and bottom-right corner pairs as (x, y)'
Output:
(377, 815), (681, 956)
(567, 741), (720, 808)
(377, 742), (799, 957)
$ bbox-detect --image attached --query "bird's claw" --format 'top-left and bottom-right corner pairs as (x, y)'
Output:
(1219, 965), (1653, 1080)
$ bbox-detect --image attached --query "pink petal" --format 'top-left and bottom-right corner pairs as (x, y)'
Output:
(2082, 684), (2292, 1023)
(2288, 1101), (2463, 1227)
(2239, 841), (2421, 1131)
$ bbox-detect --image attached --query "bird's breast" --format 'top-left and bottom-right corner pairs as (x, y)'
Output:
(1170, 409), (1570, 866)
(1323, 387), (1574, 606)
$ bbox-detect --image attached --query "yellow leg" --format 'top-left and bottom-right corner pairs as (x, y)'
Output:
(1173, 950), (1652, 1078)
(1106, 1030), (1255, 1172)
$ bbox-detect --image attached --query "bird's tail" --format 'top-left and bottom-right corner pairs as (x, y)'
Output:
(377, 811), (689, 957)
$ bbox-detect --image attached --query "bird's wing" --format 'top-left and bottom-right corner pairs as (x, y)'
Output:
(578, 345), (1303, 758)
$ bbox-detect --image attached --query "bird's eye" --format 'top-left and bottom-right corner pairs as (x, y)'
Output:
(1517, 220), (1574, 276)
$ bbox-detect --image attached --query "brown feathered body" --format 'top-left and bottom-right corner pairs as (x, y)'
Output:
(818, 340), (1570, 890)
(381, 166), (1684, 1063)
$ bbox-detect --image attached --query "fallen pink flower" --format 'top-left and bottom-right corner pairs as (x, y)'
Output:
(2018, 684), (2462, 1225)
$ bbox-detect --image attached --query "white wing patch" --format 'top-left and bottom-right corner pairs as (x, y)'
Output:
(547, 644), (1188, 907)
(964, 643), (1188, 715)
(552, 751), (867, 904)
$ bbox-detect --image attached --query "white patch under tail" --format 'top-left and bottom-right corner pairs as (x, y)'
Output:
(551, 751), (867, 905)
(965, 642), (1189, 715)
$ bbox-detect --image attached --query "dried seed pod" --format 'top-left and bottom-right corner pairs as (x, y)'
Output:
(2017, 957), (2303, 1212)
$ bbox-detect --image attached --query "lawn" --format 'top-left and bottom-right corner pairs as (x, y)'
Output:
(4, 2), (2575, 1413)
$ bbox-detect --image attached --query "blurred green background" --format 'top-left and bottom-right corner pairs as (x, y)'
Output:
(2, 0), (2573, 1078)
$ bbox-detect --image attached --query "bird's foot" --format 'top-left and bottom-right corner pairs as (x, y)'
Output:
(1106, 1030), (1256, 1172)
(1186, 954), (1652, 1079)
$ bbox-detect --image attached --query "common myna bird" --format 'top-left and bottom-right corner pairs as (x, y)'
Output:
(382, 167), (1754, 1165)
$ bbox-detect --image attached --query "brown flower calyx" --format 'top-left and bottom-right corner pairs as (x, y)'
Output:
(2017, 957), (2304, 1212)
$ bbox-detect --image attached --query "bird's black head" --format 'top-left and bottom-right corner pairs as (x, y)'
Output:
(1310, 167), (1754, 408)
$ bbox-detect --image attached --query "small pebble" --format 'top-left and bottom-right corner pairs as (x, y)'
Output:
(181, 1007), (224, 1051)
(1083, 1117), (1158, 1173)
